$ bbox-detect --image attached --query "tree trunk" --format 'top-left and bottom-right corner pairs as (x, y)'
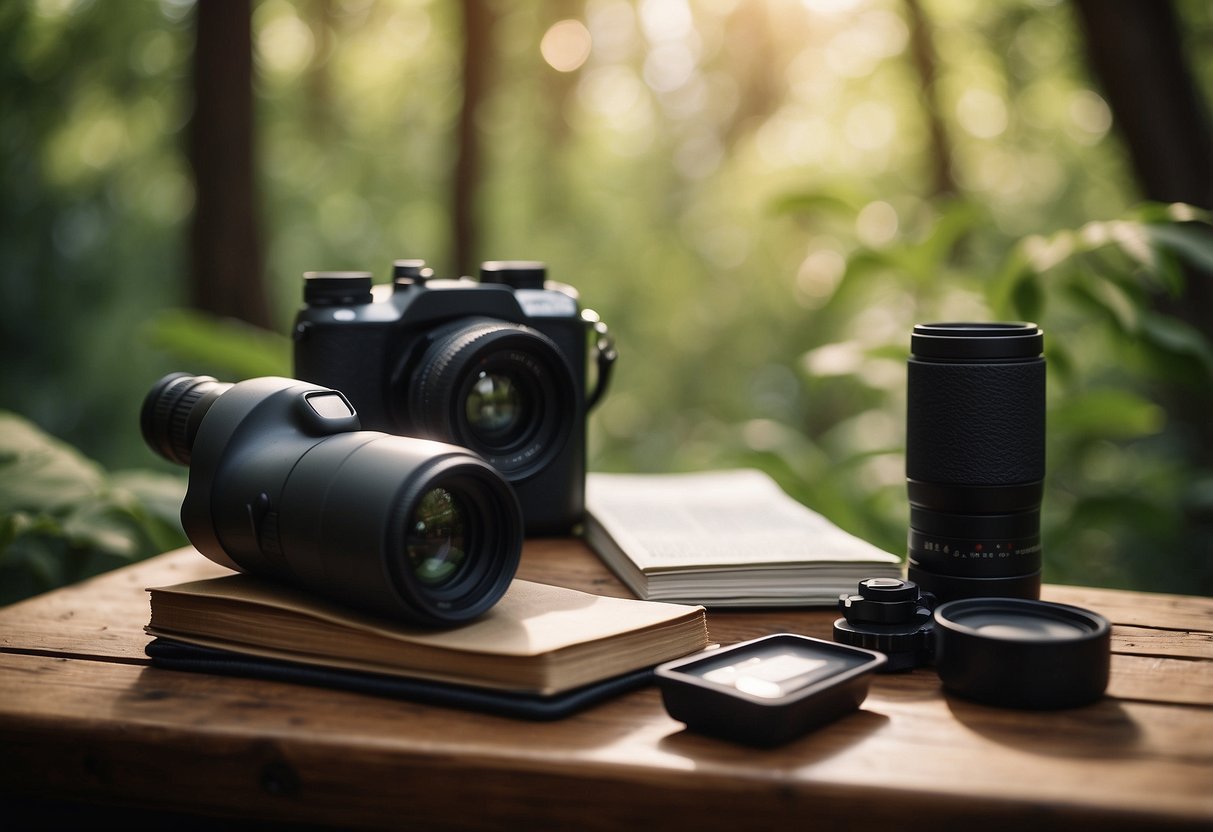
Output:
(903, 0), (956, 198)
(1072, 0), (1213, 355)
(452, 0), (495, 278)
(1072, 0), (1212, 211)
(188, 0), (271, 330)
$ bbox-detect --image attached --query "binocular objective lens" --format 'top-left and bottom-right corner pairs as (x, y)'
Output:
(406, 487), (469, 587)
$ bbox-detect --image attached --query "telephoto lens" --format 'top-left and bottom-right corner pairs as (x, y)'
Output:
(140, 373), (524, 627)
(905, 323), (1045, 602)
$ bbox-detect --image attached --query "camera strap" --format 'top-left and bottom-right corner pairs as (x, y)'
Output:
(583, 310), (617, 411)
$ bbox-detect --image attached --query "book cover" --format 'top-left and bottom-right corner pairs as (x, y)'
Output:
(584, 468), (903, 607)
(146, 574), (710, 696)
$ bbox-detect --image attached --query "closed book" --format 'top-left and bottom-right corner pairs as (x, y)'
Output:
(145, 573), (710, 697)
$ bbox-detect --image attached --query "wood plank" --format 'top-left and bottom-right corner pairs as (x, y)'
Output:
(1043, 584), (1213, 632)
(1109, 653), (1213, 706)
(1113, 625), (1213, 660)
(0, 652), (1209, 830)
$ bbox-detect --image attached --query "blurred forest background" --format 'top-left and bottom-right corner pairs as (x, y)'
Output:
(2, 0), (1212, 604)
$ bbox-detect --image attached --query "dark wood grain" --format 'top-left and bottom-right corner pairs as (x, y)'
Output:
(1, 539), (1210, 830)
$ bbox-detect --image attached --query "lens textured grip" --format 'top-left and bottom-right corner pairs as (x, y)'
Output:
(907, 359), (1045, 486)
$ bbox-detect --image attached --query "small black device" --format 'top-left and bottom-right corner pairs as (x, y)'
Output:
(292, 259), (616, 536)
(932, 597), (1111, 710)
(654, 634), (886, 747)
(140, 372), (523, 626)
(832, 578), (937, 672)
(906, 322), (1045, 603)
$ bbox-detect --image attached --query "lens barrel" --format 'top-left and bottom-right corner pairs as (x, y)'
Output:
(140, 373), (523, 626)
(404, 319), (576, 483)
(905, 323), (1045, 602)
(140, 373), (233, 466)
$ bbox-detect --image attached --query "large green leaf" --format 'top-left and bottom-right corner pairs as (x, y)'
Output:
(0, 411), (189, 604)
(0, 412), (106, 515)
(141, 308), (292, 380)
(1048, 389), (1164, 439)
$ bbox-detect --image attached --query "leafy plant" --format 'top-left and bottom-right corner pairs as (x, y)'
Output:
(769, 196), (1213, 594)
(0, 411), (188, 605)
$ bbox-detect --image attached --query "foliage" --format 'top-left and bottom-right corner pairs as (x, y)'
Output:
(0, 411), (188, 606)
(761, 197), (1213, 593)
(1, 0), (1211, 601)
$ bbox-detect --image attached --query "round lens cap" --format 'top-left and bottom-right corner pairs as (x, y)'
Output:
(933, 598), (1110, 710)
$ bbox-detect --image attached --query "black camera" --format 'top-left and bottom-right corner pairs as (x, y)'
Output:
(292, 260), (615, 536)
(140, 372), (523, 626)
(905, 322), (1045, 602)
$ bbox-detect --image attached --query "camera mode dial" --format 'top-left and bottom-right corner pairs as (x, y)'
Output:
(392, 259), (432, 289)
(303, 271), (373, 306)
(479, 260), (546, 290)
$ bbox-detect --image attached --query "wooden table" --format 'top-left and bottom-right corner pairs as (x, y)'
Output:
(1, 539), (1211, 830)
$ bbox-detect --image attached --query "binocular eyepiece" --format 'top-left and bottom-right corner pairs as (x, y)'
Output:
(141, 373), (524, 627)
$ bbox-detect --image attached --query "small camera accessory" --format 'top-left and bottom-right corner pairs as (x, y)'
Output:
(932, 598), (1111, 709)
(832, 578), (937, 672)
(654, 633), (886, 747)
(141, 373), (524, 627)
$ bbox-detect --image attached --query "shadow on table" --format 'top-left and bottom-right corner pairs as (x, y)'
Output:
(943, 693), (1142, 756)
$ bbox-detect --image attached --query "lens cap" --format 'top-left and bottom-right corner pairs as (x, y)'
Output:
(932, 598), (1110, 710)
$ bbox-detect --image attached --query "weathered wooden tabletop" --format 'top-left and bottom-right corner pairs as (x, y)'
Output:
(1, 538), (1210, 830)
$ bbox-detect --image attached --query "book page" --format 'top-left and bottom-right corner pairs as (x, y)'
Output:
(585, 469), (900, 571)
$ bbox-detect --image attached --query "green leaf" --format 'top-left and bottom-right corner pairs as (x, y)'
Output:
(1138, 311), (1213, 378)
(768, 188), (864, 218)
(912, 199), (985, 277)
(1144, 223), (1213, 275)
(1129, 201), (1213, 225)
(1066, 265), (1140, 334)
(0, 412), (106, 515)
(111, 469), (187, 527)
(141, 308), (291, 380)
(1048, 389), (1164, 439)
(61, 498), (144, 558)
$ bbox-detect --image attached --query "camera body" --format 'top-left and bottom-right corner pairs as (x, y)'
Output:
(293, 260), (612, 536)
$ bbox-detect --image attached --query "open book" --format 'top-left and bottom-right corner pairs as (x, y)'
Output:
(584, 469), (903, 607)
(145, 574), (709, 697)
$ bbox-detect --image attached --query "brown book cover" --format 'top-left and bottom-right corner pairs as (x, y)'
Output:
(146, 574), (710, 696)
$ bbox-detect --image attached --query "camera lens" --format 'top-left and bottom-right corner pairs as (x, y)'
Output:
(465, 372), (525, 441)
(905, 322), (1045, 602)
(406, 487), (468, 587)
(403, 320), (576, 482)
(141, 373), (523, 626)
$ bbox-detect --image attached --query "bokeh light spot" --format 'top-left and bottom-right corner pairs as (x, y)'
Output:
(541, 19), (593, 73)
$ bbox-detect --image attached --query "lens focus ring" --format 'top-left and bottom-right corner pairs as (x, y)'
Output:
(406, 320), (575, 480)
(906, 359), (1045, 487)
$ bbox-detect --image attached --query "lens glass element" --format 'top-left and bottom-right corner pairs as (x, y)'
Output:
(405, 487), (468, 587)
(465, 371), (526, 442)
